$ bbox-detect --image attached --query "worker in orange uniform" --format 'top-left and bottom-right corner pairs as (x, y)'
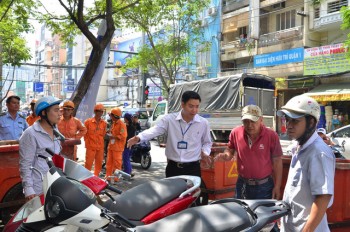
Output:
(84, 103), (107, 176)
(26, 99), (40, 126)
(57, 100), (87, 160)
(105, 107), (127, 182)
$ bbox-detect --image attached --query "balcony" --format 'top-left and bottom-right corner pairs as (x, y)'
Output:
(314, 12), (342, 30)
(221, 39), (256, 61)
(222, 0), (249, 14)
(258, 26), (303, 47)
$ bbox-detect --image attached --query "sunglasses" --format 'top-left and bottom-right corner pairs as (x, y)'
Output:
(111, 114), (120, 119)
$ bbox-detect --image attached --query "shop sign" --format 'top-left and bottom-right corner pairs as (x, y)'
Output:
(254, 47), (304, 67)
(304, 43), (350, 75)
(287, 76), (314, 89)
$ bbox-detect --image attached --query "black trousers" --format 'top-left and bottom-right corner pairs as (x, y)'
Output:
(165, 160), (201, 178)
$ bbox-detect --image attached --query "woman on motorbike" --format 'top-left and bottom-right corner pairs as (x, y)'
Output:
(19, 96), (63, 201)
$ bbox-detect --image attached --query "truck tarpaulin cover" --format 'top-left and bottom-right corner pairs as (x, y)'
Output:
(168, 73), (275, 113)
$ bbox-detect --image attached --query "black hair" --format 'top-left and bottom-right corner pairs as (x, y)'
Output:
(6, 96), (20, 104)
(297, 115), (317, 146)
(181, 91), (201, 104)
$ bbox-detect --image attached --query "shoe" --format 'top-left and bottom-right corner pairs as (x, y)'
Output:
(130, 173), (135, 177)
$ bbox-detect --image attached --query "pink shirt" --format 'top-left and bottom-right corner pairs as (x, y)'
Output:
(228, 125), (282, 179)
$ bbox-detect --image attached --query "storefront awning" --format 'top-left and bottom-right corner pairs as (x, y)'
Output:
(304, 83), (350, 101)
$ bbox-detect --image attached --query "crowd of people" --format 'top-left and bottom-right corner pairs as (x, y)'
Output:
(0, 92), (336, 231)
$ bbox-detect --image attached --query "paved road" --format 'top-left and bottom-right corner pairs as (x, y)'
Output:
(76, 139), (168, 192)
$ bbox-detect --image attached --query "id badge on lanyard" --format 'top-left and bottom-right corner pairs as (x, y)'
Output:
(178, 121), (192, 150)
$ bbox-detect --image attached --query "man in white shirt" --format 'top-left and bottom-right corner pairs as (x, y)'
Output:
(127, 91), (212, 177)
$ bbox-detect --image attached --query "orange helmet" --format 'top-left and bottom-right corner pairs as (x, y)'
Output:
(111, 107), (122, 117)
(62, 100), (75, 109)
(30, 99), (37, 105)
(94, 103), (104, 111)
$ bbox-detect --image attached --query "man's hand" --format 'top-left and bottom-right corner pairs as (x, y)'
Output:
(201, 152), (213, 169)
(214, 152), (233, 162)
(127, 136), (140, 148)
(25, 194), (36, 202)
(272, 186), (281, 200)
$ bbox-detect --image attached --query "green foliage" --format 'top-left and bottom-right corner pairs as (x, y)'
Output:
(0, 0), (36, 66)
(121, 0), (210, 91)
(340, 6), (350, 59)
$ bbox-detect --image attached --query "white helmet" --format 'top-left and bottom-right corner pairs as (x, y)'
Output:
(277, 95), (320, 121)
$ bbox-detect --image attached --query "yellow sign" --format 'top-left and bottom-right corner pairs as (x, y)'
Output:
(228, 161), (238, 178)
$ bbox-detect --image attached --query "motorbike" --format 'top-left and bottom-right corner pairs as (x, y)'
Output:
(4, 151), (201, 231)
(9, 162), (290, 232)
(130, 141), (152, 169)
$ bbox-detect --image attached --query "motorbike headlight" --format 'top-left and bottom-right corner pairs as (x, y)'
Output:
(45, 198), (62, 219)
(68, 179), (95, 200)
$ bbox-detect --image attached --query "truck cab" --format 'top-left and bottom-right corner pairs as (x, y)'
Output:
(147, 100), (168, 128)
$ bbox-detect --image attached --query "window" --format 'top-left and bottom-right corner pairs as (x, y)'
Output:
(328, 0), (348, 13)
(334, 127), (350, 138)
(196, 46), (211, 67)
(276, 10), (296, 31)
(315, 7), (320, 18)
(153, 102), (166, 121)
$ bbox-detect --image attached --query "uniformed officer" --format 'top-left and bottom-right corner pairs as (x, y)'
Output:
(105, 107), (127, 182)
(26, 99), (40, 126)
(0, 95), (28, 140)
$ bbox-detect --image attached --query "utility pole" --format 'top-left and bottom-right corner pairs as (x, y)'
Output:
(139, 31), (146, 107)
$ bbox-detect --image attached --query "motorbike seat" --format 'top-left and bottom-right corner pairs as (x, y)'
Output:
(104, 178), (188, 221)
(134, 202), (252, 232)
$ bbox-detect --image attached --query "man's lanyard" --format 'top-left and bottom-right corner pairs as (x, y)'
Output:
(179, 121), (192, 139)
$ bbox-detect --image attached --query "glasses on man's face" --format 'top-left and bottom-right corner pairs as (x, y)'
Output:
(111, 114), (120, 119)
(94, 110), (104, 113)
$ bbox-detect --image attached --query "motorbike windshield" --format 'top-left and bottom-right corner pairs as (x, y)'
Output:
(12, 196), (43, 222)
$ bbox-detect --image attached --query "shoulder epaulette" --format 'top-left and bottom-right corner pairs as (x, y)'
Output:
(18, 114), (26, 119)
(0, 112), (6, 117)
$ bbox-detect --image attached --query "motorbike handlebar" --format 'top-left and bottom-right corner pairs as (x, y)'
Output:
(38, 154), (54, 168)
(106, 185), (123, 194)
(45, 148), (55, 156)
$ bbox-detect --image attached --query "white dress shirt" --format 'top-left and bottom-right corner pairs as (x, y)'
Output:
(138, 111), (212, 162)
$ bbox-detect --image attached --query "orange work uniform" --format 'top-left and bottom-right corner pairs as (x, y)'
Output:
(57, 116), (87, 160)
(26, 114), (40, 126)
(84, 117), (107, 176)
(105, 120), (127, 180)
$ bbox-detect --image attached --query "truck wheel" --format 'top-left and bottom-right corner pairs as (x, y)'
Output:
(1, 183), (25, 224)
(140, 153), (152, 169)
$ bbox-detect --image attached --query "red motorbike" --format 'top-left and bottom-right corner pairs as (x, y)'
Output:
(3, 150), (201, 231)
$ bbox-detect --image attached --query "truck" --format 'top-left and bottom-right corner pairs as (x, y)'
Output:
(148, 73), (276, 144)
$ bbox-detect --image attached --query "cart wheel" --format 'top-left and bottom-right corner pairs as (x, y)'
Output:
(198, 181), (209, 206)
(140, 153), (152, 169)
(1, 183), (25, 224)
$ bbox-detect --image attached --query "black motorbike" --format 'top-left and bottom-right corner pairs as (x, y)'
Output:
(130, 141), (152, 169)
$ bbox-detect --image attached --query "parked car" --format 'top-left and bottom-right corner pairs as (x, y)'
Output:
(328, 125), (350, 159)
(122, 108), (154, 130)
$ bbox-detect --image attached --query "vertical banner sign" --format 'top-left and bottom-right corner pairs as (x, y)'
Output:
(73, 20), (111, 122)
